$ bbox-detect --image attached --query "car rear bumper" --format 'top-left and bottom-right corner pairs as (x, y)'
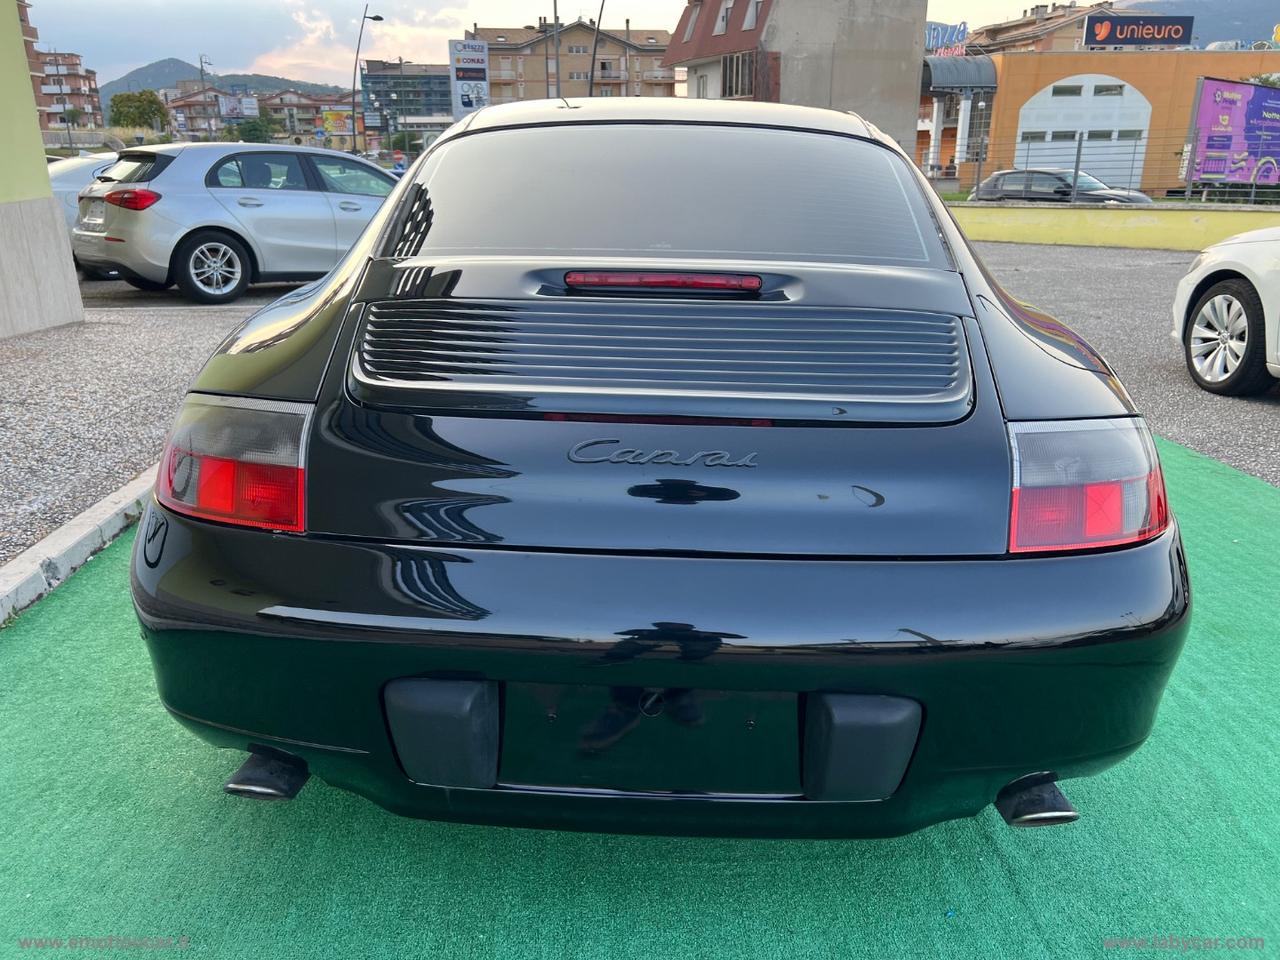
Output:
(72, 225), (172, 283)
(132, 503), (1191, 837)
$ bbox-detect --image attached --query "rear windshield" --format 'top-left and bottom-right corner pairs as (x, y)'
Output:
(97, 152), (170, 184)
(403, 124), (949, 269)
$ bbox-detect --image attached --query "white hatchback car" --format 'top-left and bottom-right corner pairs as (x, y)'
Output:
(72, 142), (396, 303)
(1173, 227), (1280, 395)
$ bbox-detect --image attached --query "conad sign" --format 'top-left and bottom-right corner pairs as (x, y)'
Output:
(1083, 14), (1194, 47)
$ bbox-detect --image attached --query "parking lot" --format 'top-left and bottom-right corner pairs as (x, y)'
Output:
(2, 244), (1278, 956)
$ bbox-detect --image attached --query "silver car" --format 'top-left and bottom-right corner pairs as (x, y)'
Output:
(72, 143), (396, 303)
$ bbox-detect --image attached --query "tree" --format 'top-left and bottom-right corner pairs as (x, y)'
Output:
(1245, 74), (1280, 89)
(220, 116), (281, 143)
(110, 90), (168, 128)
(62, 107), (84, 128)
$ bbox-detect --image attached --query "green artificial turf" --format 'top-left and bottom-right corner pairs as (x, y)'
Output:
(1, 439), (1277, 959)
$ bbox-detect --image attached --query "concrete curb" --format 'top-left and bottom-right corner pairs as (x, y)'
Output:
(0, 465), (156, 625)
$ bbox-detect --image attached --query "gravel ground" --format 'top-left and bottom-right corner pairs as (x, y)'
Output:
(977, 242), (1280, 485)
(0, 282), (281, 563)
(0, 251), (1276, 563)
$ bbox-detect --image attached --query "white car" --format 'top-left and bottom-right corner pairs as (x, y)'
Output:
(1173, 227), (1280, 395)
(48, 152), (117, 279)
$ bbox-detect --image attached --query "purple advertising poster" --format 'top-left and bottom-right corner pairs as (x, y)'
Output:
(1188, 78), (1280, 186)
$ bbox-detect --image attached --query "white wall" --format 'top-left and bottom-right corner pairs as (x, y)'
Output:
(1015, 73), (1152, 190)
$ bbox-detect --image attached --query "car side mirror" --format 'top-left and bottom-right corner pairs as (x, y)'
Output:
(1054, 185), (1072, 196)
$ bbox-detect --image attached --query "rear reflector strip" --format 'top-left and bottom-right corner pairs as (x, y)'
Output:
(564, 271), (762, 292)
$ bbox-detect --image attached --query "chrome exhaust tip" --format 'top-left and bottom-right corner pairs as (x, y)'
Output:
(223, 749), (310, 801)
(995, 773), (1079, 828)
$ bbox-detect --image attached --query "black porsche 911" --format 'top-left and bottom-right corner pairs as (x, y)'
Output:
(132, 99), (1189, 838)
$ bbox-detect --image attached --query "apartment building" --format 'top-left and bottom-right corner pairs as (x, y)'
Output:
(165, 86), (230, 138)
(361, 60), (451, 121)
(467, 18), (675, 102)
(35, 50), (101, 129)
(664, 0), (926, 149)
(17, 1), (42, 117)
(259, 90), (353, 139)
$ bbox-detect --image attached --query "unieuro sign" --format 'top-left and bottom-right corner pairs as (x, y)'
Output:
(449, 39), (490, 120)
(1083, 14), (1194, 47)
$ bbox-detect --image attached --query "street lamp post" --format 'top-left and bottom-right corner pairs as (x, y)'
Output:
(587, 0), (606, 96)
(973, 100), (988, 190)
(351, 5), (383, 154)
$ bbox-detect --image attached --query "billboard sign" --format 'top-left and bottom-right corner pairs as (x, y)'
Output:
(1083, 14), (1193, 47)
(449, 38), (489, 119)
(321, 110), (354, 136)
(1186, 77), (1280, 185)
(217, 95), (260, 119)
(924, 21), (968, 55)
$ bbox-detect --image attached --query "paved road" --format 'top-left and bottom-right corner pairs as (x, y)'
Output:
(1, 252), (1277, 563)
(978, 243), (1280, 485)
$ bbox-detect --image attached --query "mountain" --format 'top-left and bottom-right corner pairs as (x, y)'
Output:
(1116, 0), (1280, 47)
(100, 58), (345, 123)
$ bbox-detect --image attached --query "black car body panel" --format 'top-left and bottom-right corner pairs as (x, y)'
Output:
(135, 99), (1190, 836)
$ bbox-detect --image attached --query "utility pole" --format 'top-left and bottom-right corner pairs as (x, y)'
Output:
(552, 0), (561, 98)
(587, 0), (606, 97)
(198, 54), (216, 139)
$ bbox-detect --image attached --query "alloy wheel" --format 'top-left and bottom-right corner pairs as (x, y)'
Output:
(189, 242), (242, 296)
(1188, 294), (1248, 383)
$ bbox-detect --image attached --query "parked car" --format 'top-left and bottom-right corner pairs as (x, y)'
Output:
(970, 168), (1154, 204)
(1172, 227), (1280, 395)
(48, 152), (118, 280)
(132, 99), (1189, 838)
(73, 143), (396, 303)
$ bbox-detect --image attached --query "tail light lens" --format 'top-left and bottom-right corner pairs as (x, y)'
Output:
(156, 395), (312, 532)
(1009, 418), (1169, 553)
(104, 188), (161, 210)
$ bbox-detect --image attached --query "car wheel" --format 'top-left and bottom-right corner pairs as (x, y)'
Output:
(174, 232), (251, 304)
(124, 277), (172, 292)
(1184, 279), (1277, 396)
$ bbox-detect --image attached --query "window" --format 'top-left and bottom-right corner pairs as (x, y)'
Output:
(408, 125), (949, 269)
(567, 44), (589, 54)
(98, 152), (173, 184)
(1000, 172), (1028, 192)
(1093, 83), (1124, 96)
(742, 0), (763, 29)
(568, 71), (589, 81)
(1029, 172), (1068, 192)
(713, 0), (734, 35)
(683, 3), (701, 42)
(1051, 84), (1083, 97)
(597, 86), (614, 97)
(695, 73), (709, 98)
(1117, 129), (1143, 140)
(721, 50), (755, 98)
(209, 153), (308, 191)
(1087, 129), (1113, 140)
(1051, 130), (1077, 141)
(1020, 131), (1047, 142)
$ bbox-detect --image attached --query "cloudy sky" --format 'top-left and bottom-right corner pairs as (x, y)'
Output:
(31, 0), (1025, 86)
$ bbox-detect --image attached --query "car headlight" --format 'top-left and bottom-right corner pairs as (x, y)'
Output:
(1186, 252), (1207, 275)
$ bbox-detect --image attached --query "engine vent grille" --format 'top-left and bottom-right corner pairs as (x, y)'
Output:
(353, 299), (972, 423)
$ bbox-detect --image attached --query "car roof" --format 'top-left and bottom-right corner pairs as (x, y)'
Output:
(446, 97), (882, 145)
(121, 141), (377, 162)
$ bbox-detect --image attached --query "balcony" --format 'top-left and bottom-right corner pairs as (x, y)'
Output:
(490, 95), (520, 105)
(595, 71), (626, 82)
(491, 68), (518, 80)
(643, 69), (675, 81)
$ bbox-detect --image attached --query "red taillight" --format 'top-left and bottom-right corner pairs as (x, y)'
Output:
(564, 271), (762, 292)
(1009, 418), (1169, 553)
(104, 188), (161, 211)
(156, 395), (311, 532)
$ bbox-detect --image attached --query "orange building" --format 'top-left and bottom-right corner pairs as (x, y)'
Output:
(917, 48), (1280, 193)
